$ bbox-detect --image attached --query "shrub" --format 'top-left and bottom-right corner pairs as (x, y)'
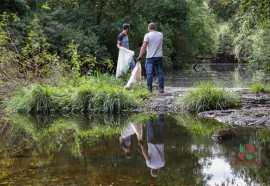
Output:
(178, 82), (241, 112)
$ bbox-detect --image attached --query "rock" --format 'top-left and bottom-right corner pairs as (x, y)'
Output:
(211, 129), (236, 142)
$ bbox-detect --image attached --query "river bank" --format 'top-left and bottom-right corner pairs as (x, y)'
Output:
(1, 84), (270, 129)
(134, 87), (270, 129)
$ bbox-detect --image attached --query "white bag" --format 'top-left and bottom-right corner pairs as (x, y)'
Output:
(116, 47), (134, 78)
(124, 61), (142, 90)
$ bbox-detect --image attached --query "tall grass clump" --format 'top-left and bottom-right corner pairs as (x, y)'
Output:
(6, 74), (150, 115)
(178, 82), (241, 112)
(7, 85), (53, 114)
(250, 83), (270, 94)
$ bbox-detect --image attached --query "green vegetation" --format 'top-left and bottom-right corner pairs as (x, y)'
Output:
(174, 114), (231, 136)
(0, 0), (270, 115)
(250, 83), (270, 94)
(209, 0), (270, 73)
(6, 75), (151, 115)
(178, 82), (241, 112)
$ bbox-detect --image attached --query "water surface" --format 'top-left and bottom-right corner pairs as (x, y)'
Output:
(164, 63), (252, 87)
(0, 114), (269, 185)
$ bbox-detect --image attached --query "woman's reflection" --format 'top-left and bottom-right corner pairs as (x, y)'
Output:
(139, 115), (165, 177)
(119, 122), (143, 159)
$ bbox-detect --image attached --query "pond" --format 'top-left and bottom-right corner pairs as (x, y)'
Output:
(0, 114), (269, 185)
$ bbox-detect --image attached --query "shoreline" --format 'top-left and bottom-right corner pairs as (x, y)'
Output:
(1, 85), (270, 129)
(135, 87), (270, 129)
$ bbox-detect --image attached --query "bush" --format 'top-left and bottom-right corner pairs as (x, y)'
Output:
(250, 83), (270, 94)
(178, 82), (241, 112)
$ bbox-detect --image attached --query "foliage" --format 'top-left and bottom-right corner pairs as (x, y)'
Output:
(0, 0), (221, 72)
(177, 0), (218, 65)
(6, 74), (151, 115)
(178, 82), (241, 112)
(249, 83), (270, 94)
(1, 0), (270, 97)
(208, 0), (239, 22)
(209, 0), (270, 73)
(247, 28), (270, 72)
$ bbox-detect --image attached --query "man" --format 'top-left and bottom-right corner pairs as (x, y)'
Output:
(138, 115), (165, 177)
(117, 23), (135, 70)
(119, 122), (143, 159)
(137, 23), (164, 93)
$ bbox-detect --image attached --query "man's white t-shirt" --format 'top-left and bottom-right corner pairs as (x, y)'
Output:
(143, 31), (163, 58)
(146, 143), (165, 169)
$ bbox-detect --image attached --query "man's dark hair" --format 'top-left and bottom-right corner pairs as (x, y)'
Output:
(148, 23), (156, 30)
(122, 23), (130, 30)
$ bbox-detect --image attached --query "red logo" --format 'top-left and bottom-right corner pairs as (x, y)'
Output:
(232, 144), (262, 166)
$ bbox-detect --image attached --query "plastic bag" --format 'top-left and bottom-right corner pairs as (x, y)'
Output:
(116, 47), (134, 78)
(124, 61), (142, 90)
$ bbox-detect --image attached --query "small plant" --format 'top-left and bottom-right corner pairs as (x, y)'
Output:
(250, 83), (270, 94)
(178, 82), (241, 112)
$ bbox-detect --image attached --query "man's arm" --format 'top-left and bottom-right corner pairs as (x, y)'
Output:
(139, 143), (150, 160)
(138, 41), (148, 58)
(117, 33), (125, 48)
(117, 40), (121, 48)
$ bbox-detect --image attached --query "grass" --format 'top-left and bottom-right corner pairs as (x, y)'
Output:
(178, 82), (241, 112)
(6, 74), (151, 115)
(250, 83), (270, 94)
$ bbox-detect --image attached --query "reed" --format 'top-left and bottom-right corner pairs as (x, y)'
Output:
(178, 82), (241, 112)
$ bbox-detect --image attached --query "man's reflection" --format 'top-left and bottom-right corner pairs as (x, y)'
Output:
(139, 115), (165, 177)
(119, 123), (143, 159)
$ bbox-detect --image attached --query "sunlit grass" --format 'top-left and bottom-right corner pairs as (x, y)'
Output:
(6, 74), (151, 115)
(178, 82), (241, 112)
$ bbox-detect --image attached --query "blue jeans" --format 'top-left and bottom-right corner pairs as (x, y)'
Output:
(145, 57), (164, 91)
(130, 59), (135, 71)
(147, 116), (164, 144)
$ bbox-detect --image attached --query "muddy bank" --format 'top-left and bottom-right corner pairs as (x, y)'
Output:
(199, 94), (270, 129)
(135, 87), (270, 129)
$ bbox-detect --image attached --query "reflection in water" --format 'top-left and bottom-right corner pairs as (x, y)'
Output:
(0, 114), (270, 185)
(119, 122), (143, 159)
(139, 116), (165, 177)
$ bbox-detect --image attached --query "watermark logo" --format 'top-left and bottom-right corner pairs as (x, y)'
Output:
(232, 144), (262, 167)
